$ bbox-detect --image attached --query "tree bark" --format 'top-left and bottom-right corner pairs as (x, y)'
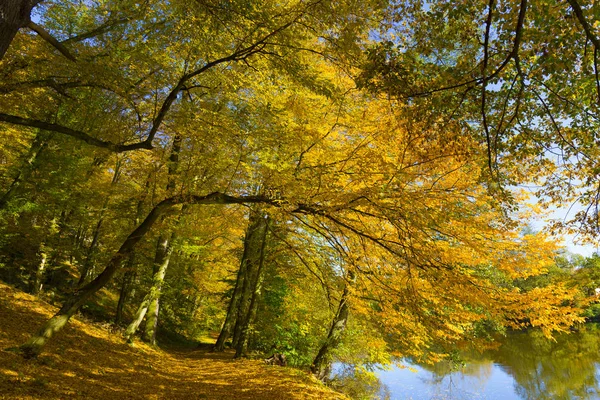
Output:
(123, 232), (175, 343)
(20, 197), (176, 358)
(30, 247), (47, 295)
(77, 160), (121, 286)
(231, 211), (267, 349)
(0, 0), (42, 60)
(115, 173), (149, 325)
(213, 254), (248, 351)
(138, 135), (181, 344)
(213, 211), (265, 351)
(123, 289), (151, 342)
(142, 232), (176, 344)
(235, 215), (269, 358)
(115, 254), (136, 325)
(18, 192), (273, 357)
(311, 283), (351, 381)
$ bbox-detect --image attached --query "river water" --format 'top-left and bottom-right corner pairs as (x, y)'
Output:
(333, 324), (600, 399)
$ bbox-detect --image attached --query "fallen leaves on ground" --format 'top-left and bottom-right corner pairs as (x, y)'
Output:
(0, 283), (347, 399)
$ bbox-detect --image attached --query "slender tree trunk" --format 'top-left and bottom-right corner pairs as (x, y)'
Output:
(214, 211), (264, 351)
(143, 297), (160, 343)
(235, 216), (269, 358)
(115, 254), (136, 325)
(20, 198), (176, 358)
(136, 134), (181, 344)
(230, 269), (250, 349)
(123, 233), (174, 343)
(213, 255), (248, 351)
(115, 172), (151, 324)
(31, 247), (47, 295)
(123, 292), (151, 342)
(231, 212), (267, 349)
(142, 232), (176, 344)
(0, 0), (42, 60)
(78, 160), (121, 286)
(77, 213), (104, 286)
(0, 131), (49, 210)
(45, 209), (70, 275)
(311, 283), (351, 381)
(190, 294), (202, 320)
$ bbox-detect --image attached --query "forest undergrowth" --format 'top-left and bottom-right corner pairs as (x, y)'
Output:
(0, 283), (346, 400)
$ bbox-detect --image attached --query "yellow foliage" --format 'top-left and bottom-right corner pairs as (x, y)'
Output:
(0, 283), (347, 399)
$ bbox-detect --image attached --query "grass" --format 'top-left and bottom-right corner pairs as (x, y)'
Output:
(0, 282), (347, 399)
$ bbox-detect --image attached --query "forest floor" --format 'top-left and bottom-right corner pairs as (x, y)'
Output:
(0, 283), (347, 399)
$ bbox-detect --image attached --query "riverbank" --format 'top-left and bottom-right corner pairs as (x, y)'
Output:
(0, 283), (346, 399)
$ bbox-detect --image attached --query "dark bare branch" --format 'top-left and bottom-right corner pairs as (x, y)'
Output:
(27, 21), (76, 61)
(0, 113), (153, 152)
(145, 20), (295, 146)
(400, 0), (528, 100)
(566, 0), (600, 48)
(481, 0), (495, 176)
(566, 0), (600, 103)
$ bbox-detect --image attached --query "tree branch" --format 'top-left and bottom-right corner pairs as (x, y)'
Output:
(146, 20), (295, 145)
(0, 113), (153, 152)
(400, 0), (528, 100)
(566, 0), (600, 48)
(27, 21), (76, 61)
(481, 0), (495, 177)
(61, 16), (131, 44)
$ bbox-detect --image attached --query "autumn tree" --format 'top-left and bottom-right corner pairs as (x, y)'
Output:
(0, 0), (590, 378)
(1, 0), (388, 357)
(0, 0), (42, 59)
(360, 0), (600, 245)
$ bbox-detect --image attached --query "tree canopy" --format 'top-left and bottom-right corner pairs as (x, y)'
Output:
(0, 0), (598, 393)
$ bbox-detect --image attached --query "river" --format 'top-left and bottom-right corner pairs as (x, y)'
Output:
(333, 324), (600, 399)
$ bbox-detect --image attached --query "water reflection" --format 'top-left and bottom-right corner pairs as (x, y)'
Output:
(333, 324), (600, 399)
(492, 326), (600, 400)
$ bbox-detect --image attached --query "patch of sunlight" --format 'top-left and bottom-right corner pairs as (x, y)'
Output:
(0, 368), (19, 377)
(0, 282), (349, 400)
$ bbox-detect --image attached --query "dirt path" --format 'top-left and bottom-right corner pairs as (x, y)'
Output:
(0, 283), (346, 399)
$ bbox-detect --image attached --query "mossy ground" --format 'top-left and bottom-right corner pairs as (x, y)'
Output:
(0, 283), (347, 399)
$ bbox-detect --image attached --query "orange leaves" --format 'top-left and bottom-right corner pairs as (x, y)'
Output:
(501, 284), (587, 336)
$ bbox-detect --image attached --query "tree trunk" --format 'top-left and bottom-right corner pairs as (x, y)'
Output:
(77, 214), (104, 286)
(0, 131), (49, 210)
(137, 134), (181, 344)
(235, 215), (269, 358)
(77, 160), (121, 286)
(20, 198), (176, 358)
(231, 211), (267, 350)
(30, 247), (47, 295)
(123, 292), (151, 342)
(115, 253), (136, 325)
(213, 255), (248, 351)
(143, 297), (160, 344)
(115, 172), (151, 325)
(142, 232), (175, 344)
(311, 283), (351, 381)
(44, 209), (71, 276)
(214, 212), (265, 351)
(0, 0), (42, 60)
(125, 233), (175, 344)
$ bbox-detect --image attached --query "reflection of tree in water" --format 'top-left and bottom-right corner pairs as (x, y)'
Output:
(334, 326), (600, 399)
(330, 364), (391, 400)
(490, 325), (600, 400)
(406, 326), (600, 400)
(415, 358), (493, 400)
